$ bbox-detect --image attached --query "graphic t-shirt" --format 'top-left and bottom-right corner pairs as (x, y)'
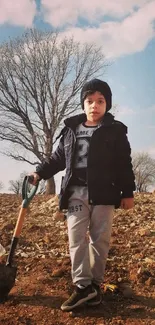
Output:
(70, 123), (98, 186)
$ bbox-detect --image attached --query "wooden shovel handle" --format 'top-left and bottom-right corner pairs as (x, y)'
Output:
(13, 207), (27, 238)
(6, 176), (38, 266)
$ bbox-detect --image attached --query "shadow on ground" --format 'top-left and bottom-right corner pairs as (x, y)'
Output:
(8, 293), (155, 321)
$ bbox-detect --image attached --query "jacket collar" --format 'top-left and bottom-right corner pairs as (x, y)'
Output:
(64, 112), (115, 129)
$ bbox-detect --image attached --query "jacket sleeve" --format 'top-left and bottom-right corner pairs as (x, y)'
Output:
(115, 126), (136, 198)
(36, 135), (66, 180)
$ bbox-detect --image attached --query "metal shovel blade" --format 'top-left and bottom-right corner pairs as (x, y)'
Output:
(0, 264), (17, 303)
(0, 176), (38, 303)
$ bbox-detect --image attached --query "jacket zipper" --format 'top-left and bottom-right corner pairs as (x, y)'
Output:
(87, 125), (102, 204)
(63, 128), (76, 191)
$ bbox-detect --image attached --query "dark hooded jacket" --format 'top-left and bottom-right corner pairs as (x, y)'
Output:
(36, 112), (135, 209)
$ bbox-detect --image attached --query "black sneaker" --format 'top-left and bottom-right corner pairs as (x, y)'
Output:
(86, 283), (102, 306)
(61, 284), (97, 311)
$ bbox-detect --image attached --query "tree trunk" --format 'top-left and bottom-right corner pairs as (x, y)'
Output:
(46, 177), (56, 194)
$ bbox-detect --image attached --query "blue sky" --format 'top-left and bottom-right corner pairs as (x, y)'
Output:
(0, 0), (155, 192)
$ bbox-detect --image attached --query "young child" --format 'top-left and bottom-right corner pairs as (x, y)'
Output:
(30, 79), (135, 311)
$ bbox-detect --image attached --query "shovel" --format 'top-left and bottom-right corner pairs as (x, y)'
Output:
(0, 175), (38, 303)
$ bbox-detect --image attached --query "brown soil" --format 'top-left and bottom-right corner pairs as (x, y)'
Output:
(0, 193), (154, 325)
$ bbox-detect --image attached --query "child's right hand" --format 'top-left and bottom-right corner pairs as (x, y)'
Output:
(120, 197), (134, 210)
(28, 173), (41, 185)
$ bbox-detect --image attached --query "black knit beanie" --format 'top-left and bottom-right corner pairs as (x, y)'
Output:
(81, 78), (112, 111)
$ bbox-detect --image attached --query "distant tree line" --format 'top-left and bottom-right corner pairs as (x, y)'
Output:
(132, 152), (155, 192)
(0, 152), (154, 195)
(8, 171), (46, 195)
(0, 181), (3, 191)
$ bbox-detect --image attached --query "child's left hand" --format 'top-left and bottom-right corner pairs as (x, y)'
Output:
(120, 198), (134, 210)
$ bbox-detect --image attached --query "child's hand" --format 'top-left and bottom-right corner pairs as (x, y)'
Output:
(28, 173), (41, 185)
(120, 198), (134, 210)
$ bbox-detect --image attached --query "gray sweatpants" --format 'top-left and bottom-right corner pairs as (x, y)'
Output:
(67, 186), (114, 287)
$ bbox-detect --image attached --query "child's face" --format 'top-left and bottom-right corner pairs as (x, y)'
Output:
(84, 91), (106, 125)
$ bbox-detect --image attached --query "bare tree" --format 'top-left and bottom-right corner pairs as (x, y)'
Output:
(9, 171), (46, 195)
(8, 171), (27, 194)
(0, 181), (4, 192)
(132, 152), (155, 192)
(0, 29), (108, 194)
(37, 179), (46, 194)
(8, 179), (22, 195)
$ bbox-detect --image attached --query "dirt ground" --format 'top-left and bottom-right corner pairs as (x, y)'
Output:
(0, 192), (154, 325)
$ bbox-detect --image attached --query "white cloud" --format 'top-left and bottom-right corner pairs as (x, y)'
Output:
(41, 0), (155, 58)
(41, 0), (152, 27)
(0, 0), (37, 27)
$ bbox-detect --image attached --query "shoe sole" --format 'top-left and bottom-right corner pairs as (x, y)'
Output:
(61, 290), (97, 311)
